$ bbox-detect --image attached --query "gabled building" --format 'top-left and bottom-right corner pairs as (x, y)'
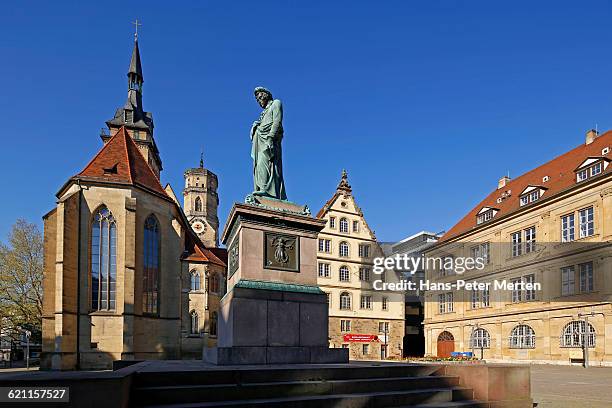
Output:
(41, 36), (226, 370)
(424, 129), (612, 365)
(316, 171), (404, 360)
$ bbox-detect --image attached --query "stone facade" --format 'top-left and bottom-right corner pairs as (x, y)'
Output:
(316, 171), (405, 360)
(41, 39), (226, 370)
(424, 130), (612, 365)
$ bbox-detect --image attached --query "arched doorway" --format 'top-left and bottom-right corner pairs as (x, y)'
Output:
(437, 331), (455, 358)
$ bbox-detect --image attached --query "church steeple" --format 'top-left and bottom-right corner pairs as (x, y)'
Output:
(104, 24), (163, 179)
(128, 38), (143, 92)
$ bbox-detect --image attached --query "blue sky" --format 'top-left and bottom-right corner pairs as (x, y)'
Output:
(1, 1), (612, 243)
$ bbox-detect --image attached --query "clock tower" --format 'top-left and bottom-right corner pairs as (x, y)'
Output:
(183, 154), (219, 247)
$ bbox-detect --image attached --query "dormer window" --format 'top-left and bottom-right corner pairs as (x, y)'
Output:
(575, 157), (609, 182)
(519, 186), (546, 207)
(477, 207), (498, 225)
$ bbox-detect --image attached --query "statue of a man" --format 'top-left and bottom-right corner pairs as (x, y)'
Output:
(250, 87), (287, 200)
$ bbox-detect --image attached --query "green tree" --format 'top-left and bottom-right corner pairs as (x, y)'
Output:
(0, 219), (43, 343)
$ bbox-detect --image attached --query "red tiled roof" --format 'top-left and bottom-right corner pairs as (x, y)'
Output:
(316, 192), (340, 218)
(439, 131), (612, 243)
(76, 126), (169, 199)
(182, 231), (226, 267)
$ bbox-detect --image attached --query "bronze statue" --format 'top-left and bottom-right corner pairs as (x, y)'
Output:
(250, 87), (287, 200)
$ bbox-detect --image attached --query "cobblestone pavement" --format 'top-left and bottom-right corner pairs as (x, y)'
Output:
(531, 364), (612, 408)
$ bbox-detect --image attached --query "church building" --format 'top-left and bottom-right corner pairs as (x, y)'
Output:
(41, 35), (226, 370)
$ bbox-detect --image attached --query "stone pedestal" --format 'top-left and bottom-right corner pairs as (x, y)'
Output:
(204, 197), (348, 365)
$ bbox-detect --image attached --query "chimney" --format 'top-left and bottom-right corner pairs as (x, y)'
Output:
(498, 175), (511, 190)
(586, 129), (599, 145)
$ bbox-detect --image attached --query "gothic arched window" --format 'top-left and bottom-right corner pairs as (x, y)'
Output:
(190, 311), (199, 335)
(210, 311), (218, 336)
(195, 197), (202, 212)
(210, 274), (219, 293)
(190, 271), (200, 291)
(143, 215), (160, 314)
(91, 206), (117, 310)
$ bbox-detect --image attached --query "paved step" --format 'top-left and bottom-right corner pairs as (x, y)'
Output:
(410, 402), (488, 408)
(134, 375), (461, 405)
(142, 387), (473, 408)
(133, 364), (443, 387)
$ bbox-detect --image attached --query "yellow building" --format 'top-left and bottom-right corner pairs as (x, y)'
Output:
(316, 171), (404, 360)
(424, 129), (612, 365)
(41, 37), (226, 370)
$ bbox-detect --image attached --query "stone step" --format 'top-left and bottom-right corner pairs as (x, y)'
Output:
(134, 364), (443, 387)
(410, 402), (489, 408)
(134, 375), (461, 405)
(141, 387), (473, 408)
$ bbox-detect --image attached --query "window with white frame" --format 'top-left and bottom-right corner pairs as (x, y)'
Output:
(340, 319), (351, 332)
(477, 209), (494, 225)
(318, 238), (331, 253)
(471, 289), (480, 309)
(362, 344), (369, 354)
(591, 161), (602, 176)
(509, 325), (535, 349)
(561, 321), (595, 348)
(579, 262), (594, 293)
(470, 242), (490, 265)
(511, 278), (522, 302)
(441, 256), (454, 276)
(340, 292), (351, 310)
(360, 295), (372, 309)
(511, 231), (522, 257)
(339, 241), (349, 257)
(525, 226), (536, 253)
(576, 160), (605, 182)
(358, 244), (370, 258)
(339, 218), (349, 233)
(359, 267), (370, 282)
(329, 217), (336, 229)
(382, 296), (388, 311)
(352, 220), (359, 232)
(470, 328), (491, 349)
(438, 292), (453, 313)
(524, 274), (536, 301)
(326, 293), (330, 308)
(339, 265), (350, 282)
(378, 321), (390, 334)
(579, 207), (594, 238)
(318, 262), (330, 278)
(482, 287), (490, 307)
(561, 266), (575, 296)
(561, 213), (575, 242)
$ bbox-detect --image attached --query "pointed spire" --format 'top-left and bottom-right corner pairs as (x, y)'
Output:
(336, 169), (352, 194)
(128, 39), (143, 83)
(199, 149), (204, 168)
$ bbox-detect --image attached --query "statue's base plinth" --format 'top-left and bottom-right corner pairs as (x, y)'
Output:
(204, 283), (348, 365)
(204, 346), (348, 365)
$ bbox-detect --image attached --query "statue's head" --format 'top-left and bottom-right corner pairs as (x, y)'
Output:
(254, 87), (272, 108)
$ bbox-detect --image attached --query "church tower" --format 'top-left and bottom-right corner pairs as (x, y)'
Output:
(183, 153), (219, 247)
(103, 30), (163, 178)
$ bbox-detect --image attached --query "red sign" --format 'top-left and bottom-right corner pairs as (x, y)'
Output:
(343, 334), (380, 343)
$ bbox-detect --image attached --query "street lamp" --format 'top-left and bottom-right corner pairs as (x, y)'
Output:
(24, 330), (31, 369)
(578, 309), (604, 368)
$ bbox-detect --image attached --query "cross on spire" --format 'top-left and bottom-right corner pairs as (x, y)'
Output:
(132, 19), (142, 41)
